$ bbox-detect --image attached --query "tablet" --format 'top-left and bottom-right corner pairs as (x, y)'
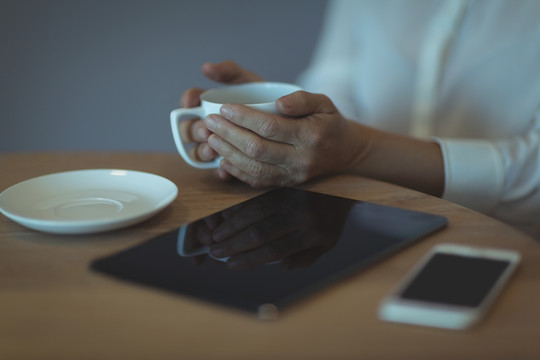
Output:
(91, 187), (447, 319)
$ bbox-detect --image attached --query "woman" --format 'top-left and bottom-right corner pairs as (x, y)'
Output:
(178, 0), (540, 238)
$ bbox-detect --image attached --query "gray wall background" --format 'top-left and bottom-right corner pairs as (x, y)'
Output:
(0, 0), (327, 152)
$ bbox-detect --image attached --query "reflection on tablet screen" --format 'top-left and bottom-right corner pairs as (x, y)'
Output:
(91, 187), (447, 319)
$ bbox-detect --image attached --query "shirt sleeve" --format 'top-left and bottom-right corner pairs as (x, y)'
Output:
(434, 137), (505, 213)
(296, 0), (360, 120)
(435, 107), (540, 236)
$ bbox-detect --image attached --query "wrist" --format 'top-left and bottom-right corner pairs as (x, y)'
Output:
(341, 121), (377, 173)
(342, 124), (445, 197)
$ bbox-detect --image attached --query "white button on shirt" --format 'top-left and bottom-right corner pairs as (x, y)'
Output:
(298, 0), (540, 238)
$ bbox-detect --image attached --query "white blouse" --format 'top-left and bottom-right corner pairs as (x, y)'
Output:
(298, 0), (540, 238)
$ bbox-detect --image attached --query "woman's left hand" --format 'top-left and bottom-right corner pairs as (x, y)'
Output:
(203, 90), (364, 187)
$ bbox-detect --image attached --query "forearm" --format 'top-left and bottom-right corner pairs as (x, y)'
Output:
(345, 123), (445, 197)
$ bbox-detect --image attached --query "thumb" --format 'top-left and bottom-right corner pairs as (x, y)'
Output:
(276, 91), (337, 117)
(201, 60), (263, 84)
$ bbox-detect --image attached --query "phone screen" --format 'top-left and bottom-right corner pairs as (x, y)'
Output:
(399, 253), (511, 307)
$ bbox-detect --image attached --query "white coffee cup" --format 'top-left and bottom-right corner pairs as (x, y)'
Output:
(170, 82), (302, 169)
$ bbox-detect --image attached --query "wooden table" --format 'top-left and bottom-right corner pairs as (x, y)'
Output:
(1, 152), (539, 360)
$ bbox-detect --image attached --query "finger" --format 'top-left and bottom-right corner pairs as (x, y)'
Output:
(209, 215), (293, 258)
(203, 212), (225, 231)
(280, 247), (327, 270)
(276, 91), (336, 117)
(178, 118), (210, 143)
(207, 136), (288, 188)
(187, 142), (218, 162)
(180, 87), (205, 108)
(205, 113), (292, 164)
(219, 201), (249, 219)
(220, 104), (298, 144)
(226, 232), (309, 270)
(193, 219), (214, 247)
(180, 221), (211, 253)
(215, 167), (234, 181)
(201, 60), (263, 84)
(212, 196), (281, 242)
(178, 118), (218, 162)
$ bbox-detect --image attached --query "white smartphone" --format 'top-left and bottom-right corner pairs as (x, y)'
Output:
(379, 243), (520, 330)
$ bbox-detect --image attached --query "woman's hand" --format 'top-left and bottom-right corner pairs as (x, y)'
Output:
(178, 60), (263, 180)
(203, 90), (365, 187)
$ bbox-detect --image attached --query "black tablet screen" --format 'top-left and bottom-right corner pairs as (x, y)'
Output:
(91, 187), (447, 318)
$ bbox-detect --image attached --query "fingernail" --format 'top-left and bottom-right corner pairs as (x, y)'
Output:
(205, 115), (217, 130)
(220, 105), (233, 118)
(197, 127), (208, 140)
(208, 134), (220, 148)
(201, 144), (213, 158)
(276, 96), (290, 110)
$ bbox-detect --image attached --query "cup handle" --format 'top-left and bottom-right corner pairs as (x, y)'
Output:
(170, 108), (222, 169)
(177, 224), (229, 262)
(177, 224), (210, 257)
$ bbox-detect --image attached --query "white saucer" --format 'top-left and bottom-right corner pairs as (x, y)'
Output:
(0, 169), (178, 234)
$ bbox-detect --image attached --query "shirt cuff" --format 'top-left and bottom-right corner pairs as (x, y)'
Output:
(434, 138), (505, 213)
